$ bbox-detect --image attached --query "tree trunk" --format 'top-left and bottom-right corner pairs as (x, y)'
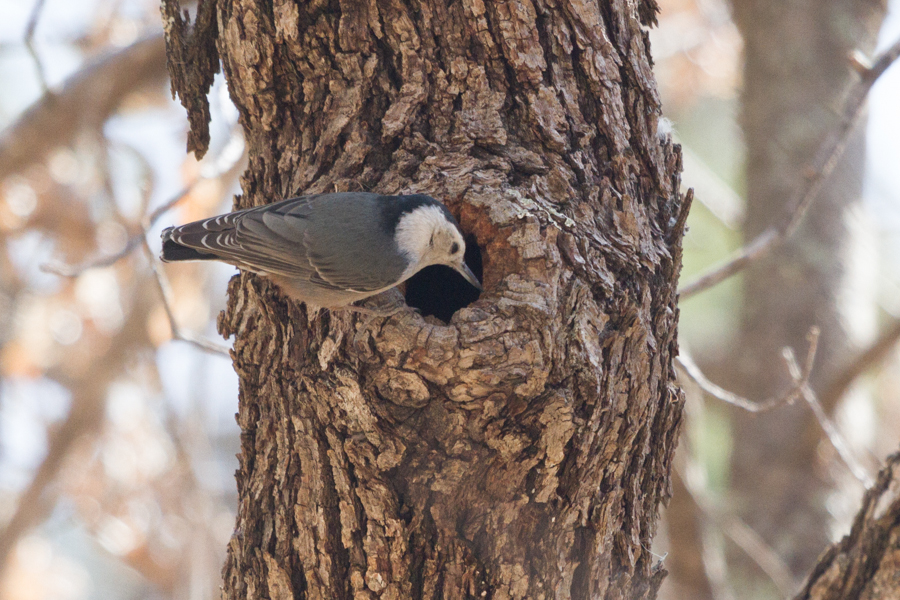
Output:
(163, 0), (688, 597)
(726, 0), (885, 580)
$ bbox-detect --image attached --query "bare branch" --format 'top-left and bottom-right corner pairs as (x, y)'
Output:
(40, 185), (192, 277)
(680, 328), (875, 487)
(24, 0), (49, 95)
(142, 240), (231, 357)
(677, 464), (798, 597)
(0, 33), (167, 182)
(676, 341), (808, 413)
(680, 36), (900, 298)
(41, 125), (246, 278)
(782, 333), (876, 488)
(782, 37), (900, 237)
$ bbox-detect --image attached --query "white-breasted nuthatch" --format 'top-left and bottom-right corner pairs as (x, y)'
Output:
(160, 192), (482, 311)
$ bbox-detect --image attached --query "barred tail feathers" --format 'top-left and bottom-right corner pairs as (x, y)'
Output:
(160, 225), (220, 263)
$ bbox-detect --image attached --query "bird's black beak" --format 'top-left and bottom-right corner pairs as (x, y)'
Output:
(455, 261), (483, 291)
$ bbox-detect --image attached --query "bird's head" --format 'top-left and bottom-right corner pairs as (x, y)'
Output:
(394, 201), (482, 291)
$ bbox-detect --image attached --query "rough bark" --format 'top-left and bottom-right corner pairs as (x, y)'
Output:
(726, 0), (886, 579)
(794, 450), (900, 600)
(161, 0), (219, 158)
(163, 0), (687, 597)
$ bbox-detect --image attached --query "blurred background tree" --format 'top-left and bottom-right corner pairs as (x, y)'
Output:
(0, 0), (897, 599)
(652, 0), (900, 598)
(0, 1), (244, 598)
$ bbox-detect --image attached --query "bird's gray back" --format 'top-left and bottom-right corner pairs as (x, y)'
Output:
(281, 193), (410, 292)
(166, 192), (424, 300)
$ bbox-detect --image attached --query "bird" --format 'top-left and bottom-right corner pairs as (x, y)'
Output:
(159, 192), (482, 314)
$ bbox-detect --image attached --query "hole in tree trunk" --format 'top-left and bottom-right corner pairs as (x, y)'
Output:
(405, 234), (482, 323)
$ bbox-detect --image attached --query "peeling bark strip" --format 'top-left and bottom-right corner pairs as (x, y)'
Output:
(794, 451), (900, 600)
(161, 0), (220, 158)
(165, 0), (685, 597)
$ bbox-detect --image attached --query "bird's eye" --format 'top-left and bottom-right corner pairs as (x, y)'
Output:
(450, 242), (460, 254)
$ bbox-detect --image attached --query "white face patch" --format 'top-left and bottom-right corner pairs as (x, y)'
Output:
(395, 206), (462, 264)
(394, 204), (467, 277)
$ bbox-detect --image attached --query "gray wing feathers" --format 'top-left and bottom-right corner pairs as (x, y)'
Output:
(300, 196), (408, 292)
(166, 194), (408, 293)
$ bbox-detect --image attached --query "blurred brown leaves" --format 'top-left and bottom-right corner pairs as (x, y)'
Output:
(0, 2), (243, 599)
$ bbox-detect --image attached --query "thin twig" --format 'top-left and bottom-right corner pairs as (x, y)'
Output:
(41, 123), (245, 278)
(142, 240), (230, 356)
(24, 0), (49, 95)
(40, 185), (192, 277)
(718, 512), (797, 597)
(677, 463), (798, 597)
(782, 331), (876, 488)
(681, 328), (874, 486)
(676, 344), (808, 413)
(40, 233), (146, 277)
(680, 36), (900, 298)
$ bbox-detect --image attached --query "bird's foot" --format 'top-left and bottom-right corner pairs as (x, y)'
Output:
(339, 292), (417, 318)
(342, 303), (408, 317)
(344, 294), (418, 348)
